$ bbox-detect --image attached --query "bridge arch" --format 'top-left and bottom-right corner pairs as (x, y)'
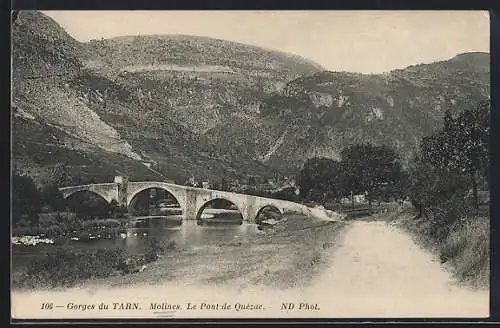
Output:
(195, 198), (244, 223)
(61, 188), (115, 204)
(65, 190), (112, 218)
(254, 204), (283, 224)
(127, 185), (185, 216)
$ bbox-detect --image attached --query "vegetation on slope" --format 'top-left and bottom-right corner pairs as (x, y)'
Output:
(11, 11), (289, 184)
(83, 34), (323, 134)
(208, 53), (489, 173)
(11, 10), (491, 190)
(12, 117), (166, 185)
(11, 10), (85, 82)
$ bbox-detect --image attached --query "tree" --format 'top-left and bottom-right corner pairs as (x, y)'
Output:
(296, 157), (343, 203)
(340, 143), (404, 207)
(454, 101), (490, 210)
(248, 176), (257, 186)
(420, 110), (461, 171)
(40, 183), (66, 212)
(406, 99), (489, 223)
(12, 174), (41, 225)
(50, 163), (72, 187)
(272, 187), (298, 202)
(67, 192), (111, 219)
(406, 155), (468, 217)
(109, 199), (127, 218)
(220, 177), (229, 191)
(419, 101), (490, 211)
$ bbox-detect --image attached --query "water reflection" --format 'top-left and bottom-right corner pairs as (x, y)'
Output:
(12, 218), (261, 270)
(123, 219), (257, 252)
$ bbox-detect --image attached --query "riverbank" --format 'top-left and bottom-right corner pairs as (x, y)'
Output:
(12, 212), (126, 240)
(12, 214), (347, 292)
(83, 215), (346, 290)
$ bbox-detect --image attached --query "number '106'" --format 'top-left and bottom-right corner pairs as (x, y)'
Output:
(41, 303), (53, 310)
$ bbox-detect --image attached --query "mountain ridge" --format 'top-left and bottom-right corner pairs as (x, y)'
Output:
(205, 51), (489, 173)
(11, 10), (318, 185)
(90, 33), (326, 71)
(11, 10), (490, 185)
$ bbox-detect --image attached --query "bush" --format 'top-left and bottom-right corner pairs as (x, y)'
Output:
(40, 183), (66, 212)
(16, 247), (127, 289)
(12, 174), (41, 226)
(39, 212), (77, 226)
(13, 212), (125, 238)
(103, 218), (121, 227)
(440, 217), (489, 287)
(421, 194), (476, 243)
(402, 212), (489, 289)
(272, 187), (299, 201)
(109, 200), (128, 218)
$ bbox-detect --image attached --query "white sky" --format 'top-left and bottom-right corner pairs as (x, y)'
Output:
(43, 10), (490, 74)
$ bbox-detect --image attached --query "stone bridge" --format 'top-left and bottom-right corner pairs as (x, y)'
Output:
(58, 180), (313, 223)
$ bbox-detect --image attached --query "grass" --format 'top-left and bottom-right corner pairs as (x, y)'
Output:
(11, 239), (170, 290)
(12, 247), (127, 290)
(397, 210), (490, 289)
(440, 218), (490, 288)
(12, 212), (127, 238)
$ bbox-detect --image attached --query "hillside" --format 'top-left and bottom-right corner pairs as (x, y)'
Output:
(11, 10), (322, 185)
(11, 10), (490, 185)
(205, 52), (490, 172)
(83, 34), (323, 133)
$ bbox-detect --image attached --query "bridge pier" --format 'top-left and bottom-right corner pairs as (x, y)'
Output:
(184, 189), (198, 220)
(243, 197), (257, 223)
(115, 176), (128, 207)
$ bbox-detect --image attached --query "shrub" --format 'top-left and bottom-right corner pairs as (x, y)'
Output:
(17, 247), (127, 289)
(103, 218), (121, 227)
(422, 194), (475, 243)
(17, 213), (124, 238)
(40, 183), (66, 212)
(12, 174), (41, 226)
(272, 187), (299, 201)
(440, 217), (489, 287)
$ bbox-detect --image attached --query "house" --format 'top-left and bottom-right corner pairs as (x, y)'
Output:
(184, 176), (199, 187)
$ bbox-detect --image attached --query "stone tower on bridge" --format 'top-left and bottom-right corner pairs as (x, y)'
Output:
(114, 175), (129, 206)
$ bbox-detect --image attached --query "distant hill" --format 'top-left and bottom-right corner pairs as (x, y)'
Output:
(11, 10), (86, 81)
(11, 10), (490, 185)
(83, 34), (324, 134)
(11, 11), (323, 184)
(205, 52), (490, 173)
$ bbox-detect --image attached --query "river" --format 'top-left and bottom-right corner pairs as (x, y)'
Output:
(12, 218), (260, 272)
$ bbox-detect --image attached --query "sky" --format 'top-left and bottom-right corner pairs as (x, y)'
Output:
(43, 10), (489, 74)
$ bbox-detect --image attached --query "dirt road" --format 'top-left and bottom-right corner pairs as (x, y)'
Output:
(303, 220), (489, 317)
(11, 218), (489, 319)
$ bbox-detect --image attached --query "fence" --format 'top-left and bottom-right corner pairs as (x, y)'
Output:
(328, 202), (402, 219)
